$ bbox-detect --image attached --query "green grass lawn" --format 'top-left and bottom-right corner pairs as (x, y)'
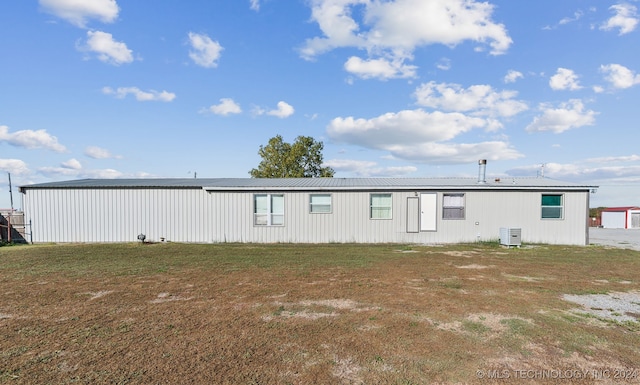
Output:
(1, 242), (640, 384)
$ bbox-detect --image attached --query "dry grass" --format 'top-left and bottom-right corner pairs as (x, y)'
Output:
(1, 242), (640, 384)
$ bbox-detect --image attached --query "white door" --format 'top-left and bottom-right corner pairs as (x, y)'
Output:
(407, 197), (419, 233)
(420, 193), (437, 231)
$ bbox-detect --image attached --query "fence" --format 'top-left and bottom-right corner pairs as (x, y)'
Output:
(0, 210), (28, 243)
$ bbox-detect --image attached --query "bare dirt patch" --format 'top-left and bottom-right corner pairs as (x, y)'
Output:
(442, 250), (480, 258)
(262, 298), (379, 321)
(430, 313), (533, 338)
(456, 263), (491, 269)
(82, 290), (114, 300)
(503, 273), (546, 282)
(149, 292), (194, 304)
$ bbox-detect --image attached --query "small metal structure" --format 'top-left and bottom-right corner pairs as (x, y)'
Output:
(500, 227), (522, 247)
(601, 207), (640, 229)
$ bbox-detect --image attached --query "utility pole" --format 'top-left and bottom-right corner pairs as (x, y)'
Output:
(7, 172), (14, 211)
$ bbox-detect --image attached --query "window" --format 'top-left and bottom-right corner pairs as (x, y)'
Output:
(443, 193), (465, 219)
(310, 194), (332, 213)
(370, 193), (392, 219)
(254, 194), (284, 226)
(541, 194), (563, 219)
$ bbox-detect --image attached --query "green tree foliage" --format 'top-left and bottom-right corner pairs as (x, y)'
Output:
(249, 135), (335, 178)
(589, 207), (606, 218)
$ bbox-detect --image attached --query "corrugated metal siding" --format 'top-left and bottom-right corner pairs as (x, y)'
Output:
(24, 189), (208, 243)
(460, 190), (588, 245)
(22, 188), (590, 245)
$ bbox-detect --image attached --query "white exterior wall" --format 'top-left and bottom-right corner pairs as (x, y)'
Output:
(22, 187), (590, 245)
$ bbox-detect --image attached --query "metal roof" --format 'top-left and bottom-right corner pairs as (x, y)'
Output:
(601, 206), (640, 212)
(20, 177), (597, 192)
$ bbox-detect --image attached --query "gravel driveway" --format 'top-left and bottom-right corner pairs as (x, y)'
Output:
(563, 228), (640, 323)
(589, 227), (640, 251)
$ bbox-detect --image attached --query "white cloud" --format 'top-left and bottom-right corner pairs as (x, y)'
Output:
(586, 154), (640, 163)
(600, 63), (640, 89)
(413, 82), (528, 120)
(344, 56), (417, 80)
(525, 99), (597, 133)
(84, 146), (122, 159)
(324, 159), (417, 176)
(328, 109), (485, 147)
(188, 32), (223, 68)
(559, 10), (584, 26)
(266, 101), (295, 118)
(38, 166), (125, 179)
(549, 68), (582, 91)
(326, 108), (522, 164)
(102, 87), (176, 102)
(38, 161), (126, 179)
(323, 159), (377, 171)
(306, 0), (512, 57)
(0, 125), (66, 152)
(204, 98), (242, 116)
(84, 169), (125, 178)
(37, 165), (80, 177)
(61, 158), (82, 170)
(79, 31), (134, 65)
(0, 159), (30, 176)
(300, 0), (366, 59)
(543, 10), (586, 30)
(39, 0), (119, 28)
(600, 3), (639, 35)
(506, 160), (640, 185)
(505, 158), (640, 206)
(436, 58), (452, 71)
(301, 0), (512, 78)
(384, 141), (523, 164)
(249, 0), (260, 11)
(504, 70), (524, 83)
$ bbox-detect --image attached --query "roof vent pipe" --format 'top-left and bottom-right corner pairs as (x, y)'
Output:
(478, 159), (487, 184)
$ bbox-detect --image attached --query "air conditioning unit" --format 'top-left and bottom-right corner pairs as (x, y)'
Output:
(500, 227), (521, 247)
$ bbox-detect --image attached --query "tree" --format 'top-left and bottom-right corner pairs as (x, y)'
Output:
(249, 135), (335, 178)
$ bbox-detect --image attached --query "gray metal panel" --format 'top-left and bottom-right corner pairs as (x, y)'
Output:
(23, 188), (210, 243)
(20, 177), (597, 191)
(22, 184), (592, 245)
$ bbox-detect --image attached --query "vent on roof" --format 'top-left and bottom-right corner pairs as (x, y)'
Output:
(478, 159), (487, 184)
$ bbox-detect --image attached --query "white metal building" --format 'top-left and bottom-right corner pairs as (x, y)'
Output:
(19, 176), (596, 245)
(601, 207), (640, 229)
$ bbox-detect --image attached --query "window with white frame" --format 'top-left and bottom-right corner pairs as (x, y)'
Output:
(541, 194), (563, 219)
(443, 193), (465, 220)
(254, 194), (284, 226)
(310, 194), (332, 213)
(370, 193), (392, 219)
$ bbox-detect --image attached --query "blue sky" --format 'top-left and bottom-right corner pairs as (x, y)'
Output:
(1, 0), (639, 209)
